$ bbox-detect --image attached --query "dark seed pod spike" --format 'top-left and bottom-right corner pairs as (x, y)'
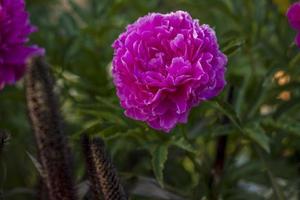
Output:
(81, 134), (127, 200)
(25, 57), (76, 200)
(81, 134), (102, 199)
(36, 178), (49, 200)
(0, 130), (9, 157)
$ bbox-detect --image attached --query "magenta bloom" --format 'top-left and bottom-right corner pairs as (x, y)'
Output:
(287, 1), (300, 47)
(0, 0), (44, 89)
(112, 11), (227, 132)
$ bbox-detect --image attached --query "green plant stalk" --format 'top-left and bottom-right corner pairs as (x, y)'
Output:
(25, 57), (76, 200)
(208, 86), (234, 200)
(255, 146), (285, 200)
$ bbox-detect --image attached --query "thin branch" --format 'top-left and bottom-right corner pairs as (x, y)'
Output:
(208, 86), (234, 200)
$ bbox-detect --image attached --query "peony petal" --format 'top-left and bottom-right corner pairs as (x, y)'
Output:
(112, 11), (227, 132)
(0, 0), (44, 89)
(287, 2), (300, 30)
(125, 107), (148, 121)
(159, 111), (178, 132)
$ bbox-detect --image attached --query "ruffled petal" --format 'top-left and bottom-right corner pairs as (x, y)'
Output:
(0, 0), (44, 89)
(112, 11), (227, 132)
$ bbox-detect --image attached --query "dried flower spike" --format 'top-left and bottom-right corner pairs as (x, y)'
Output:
(112, 11), (227, 132)
(81, 134), (127, 200)
(0, 130), (9, 156)
(25, 57), (76, 200)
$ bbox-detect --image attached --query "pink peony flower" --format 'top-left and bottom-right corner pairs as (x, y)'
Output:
(287, 1), (300, 47)
(112, 11), (227, 132)
(0, 0), (45, 89)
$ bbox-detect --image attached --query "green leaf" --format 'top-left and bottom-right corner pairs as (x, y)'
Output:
(222, 38), (244, 57)
(150, 144), (169, 187)
(171, 137), (197, 154)
(289, 53), (300, 68)
(95, 96), (122, 111)
(59, 13), (78, 36)
(235, 72), (251, 117)
(245, 123), (270, 153)
(77, 109), (126, 125)
(105, 128), (143, 141)
(248, 64), (283, 119)
(68, 0), (89, 22)
(72, 119), (102, 140)
(262, 118), (300, 137)
(274, 97), (300, 119)
(255, 147), (285, 200)
(27, 152), (45, 178)
(212, 99), (243, 132)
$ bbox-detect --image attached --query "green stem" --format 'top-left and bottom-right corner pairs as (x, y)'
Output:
(255, 146), (285, 200)
(208, 86), (234, 200)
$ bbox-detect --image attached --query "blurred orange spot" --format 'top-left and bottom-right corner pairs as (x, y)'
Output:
(274, 70), (285, 79)
(282, 149), (294, 157)
(260, 105), (274, 115)
(277, 91), (291, 101)
(278, 76), (290, 85)
(273, 70), (290, 85)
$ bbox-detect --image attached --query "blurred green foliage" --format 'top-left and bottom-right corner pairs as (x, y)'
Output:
(1, 0), (300, 199)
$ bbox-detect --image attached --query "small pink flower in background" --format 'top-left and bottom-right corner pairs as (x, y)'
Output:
(0, 0), (45, 89)
(112, 11), (227, 132)
(287, 1), (300, 47)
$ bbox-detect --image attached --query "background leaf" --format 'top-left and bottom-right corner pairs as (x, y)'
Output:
(150, 144), (169, 187)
